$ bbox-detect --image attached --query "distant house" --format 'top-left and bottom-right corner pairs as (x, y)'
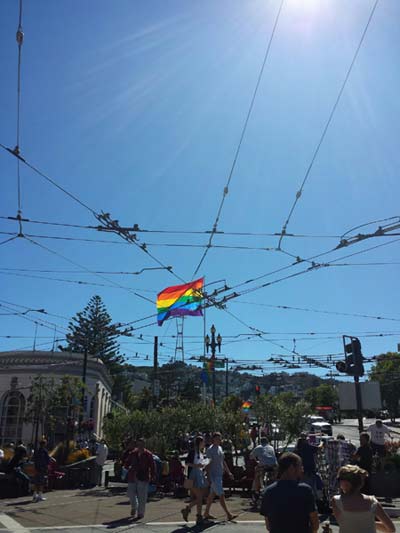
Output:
(120, 369), (151, 395)
(0, 351), (112, 445)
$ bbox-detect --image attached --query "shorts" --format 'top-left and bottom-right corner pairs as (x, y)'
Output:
(209, 475), (224, 496)
(34, 470), (48, 485)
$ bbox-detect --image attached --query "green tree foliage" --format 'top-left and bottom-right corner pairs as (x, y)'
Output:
(220, 395), (243, 413)
(25, 375), (83, 436)
(104, 402), (221, 454)
(305, 384), (338, 410)
(65, 295), (124, 371)
(253, 392), (310, 450)
(65, 295), (135, 404)
(370, 352), (400, 421)
(103, 394), (309, 456)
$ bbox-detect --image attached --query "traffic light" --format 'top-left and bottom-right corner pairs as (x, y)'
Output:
(255, 384), (261, 396)
(336, 336), (364, 377)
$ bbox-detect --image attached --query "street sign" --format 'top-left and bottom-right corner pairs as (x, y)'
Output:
(214, 360), (225, 368)
(153, 379), (160, 398)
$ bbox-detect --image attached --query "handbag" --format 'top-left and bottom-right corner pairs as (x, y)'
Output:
(183, 478), (194, 489)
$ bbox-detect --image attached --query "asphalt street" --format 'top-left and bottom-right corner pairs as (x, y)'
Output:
(334, 418), (400, 444)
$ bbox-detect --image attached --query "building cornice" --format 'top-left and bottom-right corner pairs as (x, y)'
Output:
(0, 351), (113, 390)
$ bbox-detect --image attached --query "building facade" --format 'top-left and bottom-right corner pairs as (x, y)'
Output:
(0, 351), (113, 445)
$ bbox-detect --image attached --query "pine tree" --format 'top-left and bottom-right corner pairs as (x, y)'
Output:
(65, 295), (124, 374)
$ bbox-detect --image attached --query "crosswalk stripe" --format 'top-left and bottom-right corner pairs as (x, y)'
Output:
(0, 514), (30, 533)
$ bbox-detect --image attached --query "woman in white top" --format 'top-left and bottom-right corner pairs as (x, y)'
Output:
(332, 465), (395, 533)
(181, 436), (209, 525)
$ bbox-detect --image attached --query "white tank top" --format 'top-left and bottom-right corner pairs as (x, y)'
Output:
(334, 495), (378, 533)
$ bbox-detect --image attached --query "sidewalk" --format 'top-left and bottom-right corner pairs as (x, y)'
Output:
(0, 484), (399, 530)
(0, 485), (258, 529)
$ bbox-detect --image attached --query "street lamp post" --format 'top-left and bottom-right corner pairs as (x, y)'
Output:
(205, 324), (222, 404)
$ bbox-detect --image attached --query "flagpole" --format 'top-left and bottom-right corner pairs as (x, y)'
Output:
(203, 286), (207, 404)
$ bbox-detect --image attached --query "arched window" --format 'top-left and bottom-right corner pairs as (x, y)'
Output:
(0, 391), (25, 444)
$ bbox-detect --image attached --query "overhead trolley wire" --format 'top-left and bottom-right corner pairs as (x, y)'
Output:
(232, 301), (400, 323)
(23, 236), (154, 304)
(0, 303), (68, 334)
(0, 142), (98, 217)
(0, 270), (158, 293)
(191, 0), (285, 278)
(225, 237), (400, 300)
(277, 0), (380, 250)
(0, 235), (18, 247)
(0, 215), (344, 239)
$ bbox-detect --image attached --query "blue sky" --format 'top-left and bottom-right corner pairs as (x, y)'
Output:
(0, 0), (399, 381)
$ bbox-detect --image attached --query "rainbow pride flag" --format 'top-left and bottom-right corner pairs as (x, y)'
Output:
(242, 400), (252, 412)
(157, 277), (204, 326)
(201, 359), (213, 384)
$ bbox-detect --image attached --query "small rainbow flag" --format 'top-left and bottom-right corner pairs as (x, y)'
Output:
(242, 400), (252, 412)
(201, 359), (213, 384)
(157, 277), (204, 326)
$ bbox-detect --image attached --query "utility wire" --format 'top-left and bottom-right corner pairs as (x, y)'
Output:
(232, 301), (400, 323)
(24, 236), (154, 304)
(0, 298), (70, 321)
(192, 0), (285, 278)
(226, 237), (400, 300)
(0, 230), (278, 251)
(0, 142), (98, 216)
(0, 270), (158, 293)
(0, 303), (68, 333)
(0, 215), (344, 239)
(277, 0), (379, 249)
(0, 235), (18, 247)
(0, 267), (169, 276)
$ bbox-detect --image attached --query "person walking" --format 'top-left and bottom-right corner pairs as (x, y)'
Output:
(367, 419), (392, 457)
(332, 464), (395, 532)
(203, 432), (236, 521)
(181, 436), (209, 525)
(95, 439), (108, 486)
(260, 452), (319, 533)
(124, 437), (155, 520)
(295, 433), (322, 496)
(32, 439), (55, 502)
(353, 432), (373, 492)
(5, 444), (30, 494)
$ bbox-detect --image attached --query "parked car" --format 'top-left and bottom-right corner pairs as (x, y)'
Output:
(307, 415), (333, 436)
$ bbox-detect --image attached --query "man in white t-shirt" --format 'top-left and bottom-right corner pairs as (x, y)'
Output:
(367, 419), (391, 456)
(203, 432), (236, 521)
(250, 437), (277, 498)
(95, 440), (108, 485)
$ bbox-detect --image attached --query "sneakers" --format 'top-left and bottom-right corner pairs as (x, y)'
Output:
(33, 494), (46, 503)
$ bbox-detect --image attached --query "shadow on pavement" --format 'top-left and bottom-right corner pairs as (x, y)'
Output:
(102, 517), (135, 529)
(170, 522), (218, 533)
(5, 499), (33, 506)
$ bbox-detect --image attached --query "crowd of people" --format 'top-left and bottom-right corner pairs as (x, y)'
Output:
(120, 420), (397, 531)
(0, 437), (109, 500)
(1, 417), (398, 531)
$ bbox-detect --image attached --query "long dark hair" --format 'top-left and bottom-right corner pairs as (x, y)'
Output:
(194, 436), (204, 457)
